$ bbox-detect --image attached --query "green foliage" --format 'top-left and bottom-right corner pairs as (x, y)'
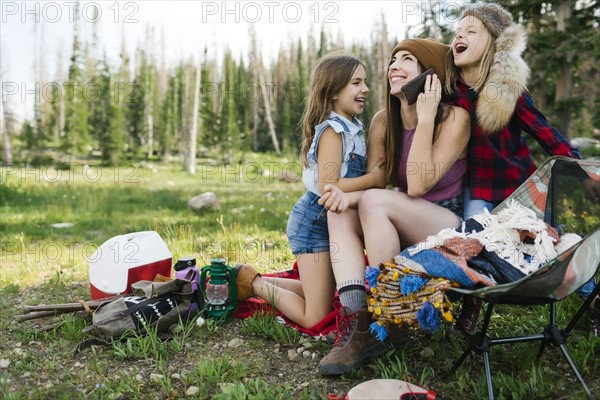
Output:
(497, 0), (598, 137)
(88, 54), (124, 164)
(220, 50), (242, 161)
(240, 311), (301, 346)
(214, 378), (293, 399)
(112, 325), (169, 361)
(62, 4), (90, 155)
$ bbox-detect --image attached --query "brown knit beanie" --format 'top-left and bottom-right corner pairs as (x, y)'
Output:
(462, 3), (513, 38)
(391, 38), (450, 85)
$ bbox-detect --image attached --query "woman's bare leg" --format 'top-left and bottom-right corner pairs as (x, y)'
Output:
(262, 277), (304, 298)
(251, 252), (335, 328)
(359, 189), (460, 266)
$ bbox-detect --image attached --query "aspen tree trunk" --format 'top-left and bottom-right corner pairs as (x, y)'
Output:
(249, 26), (279, 155)
(1, 110), (12, 164)
(186, 60), (201, 174)
(1, 48), (13, 164)
(248, 27), (260, 152)
(145, 27), (155, 159)
(159, 28), (169, 158)
(32, 12), (42, 159)
(258, 65), (280, 155)
(173, 74), (179, 147)
(181, 66), (191, 162)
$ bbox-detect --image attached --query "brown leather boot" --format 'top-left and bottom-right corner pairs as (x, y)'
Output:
(453, 295), (483, 335)
(386, 324), (410, 349)
(324, 320), (410, 347)
(318, 307), (387, 376)
(235, 264), (259, 301)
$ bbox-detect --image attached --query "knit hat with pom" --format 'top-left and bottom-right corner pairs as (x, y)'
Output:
(462, 3), (514, 39)
(459, 3), (530, 134)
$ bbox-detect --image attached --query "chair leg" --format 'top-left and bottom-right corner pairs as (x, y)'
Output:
(565, 282), (600, 335)
(536, 303), (555, 360)
(558, 344), (596, 400)
(451, 301), (497, 400)
(536, 341), (546, 360)
(450, 346), (472, 374)
(483, 351), (495, 400)
(450, 302), (494, 373)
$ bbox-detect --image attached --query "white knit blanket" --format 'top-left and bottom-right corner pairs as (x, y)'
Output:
(409, 200), (580, 274)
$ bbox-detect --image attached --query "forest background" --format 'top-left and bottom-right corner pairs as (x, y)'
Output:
(1, 0), (598, 169)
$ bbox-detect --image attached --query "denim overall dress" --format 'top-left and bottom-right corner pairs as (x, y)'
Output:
(287, 112), (367, 255)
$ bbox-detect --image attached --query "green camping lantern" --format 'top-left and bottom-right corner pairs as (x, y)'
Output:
(199, 258), (237, 322)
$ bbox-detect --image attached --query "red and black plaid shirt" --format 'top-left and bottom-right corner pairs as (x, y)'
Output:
(448, 79), (581, 202)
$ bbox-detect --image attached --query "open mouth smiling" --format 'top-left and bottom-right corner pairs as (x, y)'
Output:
(455, 43), (468, 54)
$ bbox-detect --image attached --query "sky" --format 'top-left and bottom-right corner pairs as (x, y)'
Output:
(1, 1), (467, 119)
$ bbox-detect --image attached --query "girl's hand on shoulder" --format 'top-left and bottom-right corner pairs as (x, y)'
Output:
(318, 184), (350, 213)
(416, 74), (441, 123)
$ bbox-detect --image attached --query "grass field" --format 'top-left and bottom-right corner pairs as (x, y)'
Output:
(1, 155), (598, 399)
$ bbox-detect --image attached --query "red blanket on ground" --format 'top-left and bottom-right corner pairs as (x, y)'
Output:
(232, 261), (341, 337)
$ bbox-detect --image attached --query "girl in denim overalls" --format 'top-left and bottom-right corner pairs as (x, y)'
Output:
(234, 53), (385, 329)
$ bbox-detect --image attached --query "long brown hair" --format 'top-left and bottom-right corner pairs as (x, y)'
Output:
(300, 53), (365, 167)
(385, 61), (450, 187)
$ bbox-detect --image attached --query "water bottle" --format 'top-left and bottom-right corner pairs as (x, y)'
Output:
(174, 256), (200, 292)
(174, 256), (201, 319)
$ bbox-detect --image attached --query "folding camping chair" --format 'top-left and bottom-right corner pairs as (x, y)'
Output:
(449, 156), (600, 400)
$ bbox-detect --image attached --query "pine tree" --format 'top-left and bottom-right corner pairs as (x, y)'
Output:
(199, 48), (219, 154)
(127, 47), (146, 155)
(21, 120), (36, 155)
(275, 48), (292, 153)
(62, 3), (90, 156)
(90, 54), (123, 164)
(317, 27), (328, 58)
(289, 39), (307, 153)
(220, 50), (241, 162)
(117, 29), (132, 155)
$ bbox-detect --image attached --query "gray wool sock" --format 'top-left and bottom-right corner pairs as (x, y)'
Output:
(337, 279), (366, 312)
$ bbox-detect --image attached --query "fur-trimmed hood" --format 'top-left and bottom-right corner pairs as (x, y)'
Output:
(477, 24), (530, 135)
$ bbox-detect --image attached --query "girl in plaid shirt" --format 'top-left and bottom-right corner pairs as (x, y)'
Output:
(445, 3), (597, 336)
(444, 3), (580, 220)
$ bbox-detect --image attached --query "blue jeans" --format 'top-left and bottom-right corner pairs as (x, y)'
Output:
(462, 188), (498, 220)
(578, 278), (598, 300)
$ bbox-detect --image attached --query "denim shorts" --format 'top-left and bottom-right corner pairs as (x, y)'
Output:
(287, 192), (330, 255)
(434, 194), (464, 220)
(287, 152), (366, 255)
